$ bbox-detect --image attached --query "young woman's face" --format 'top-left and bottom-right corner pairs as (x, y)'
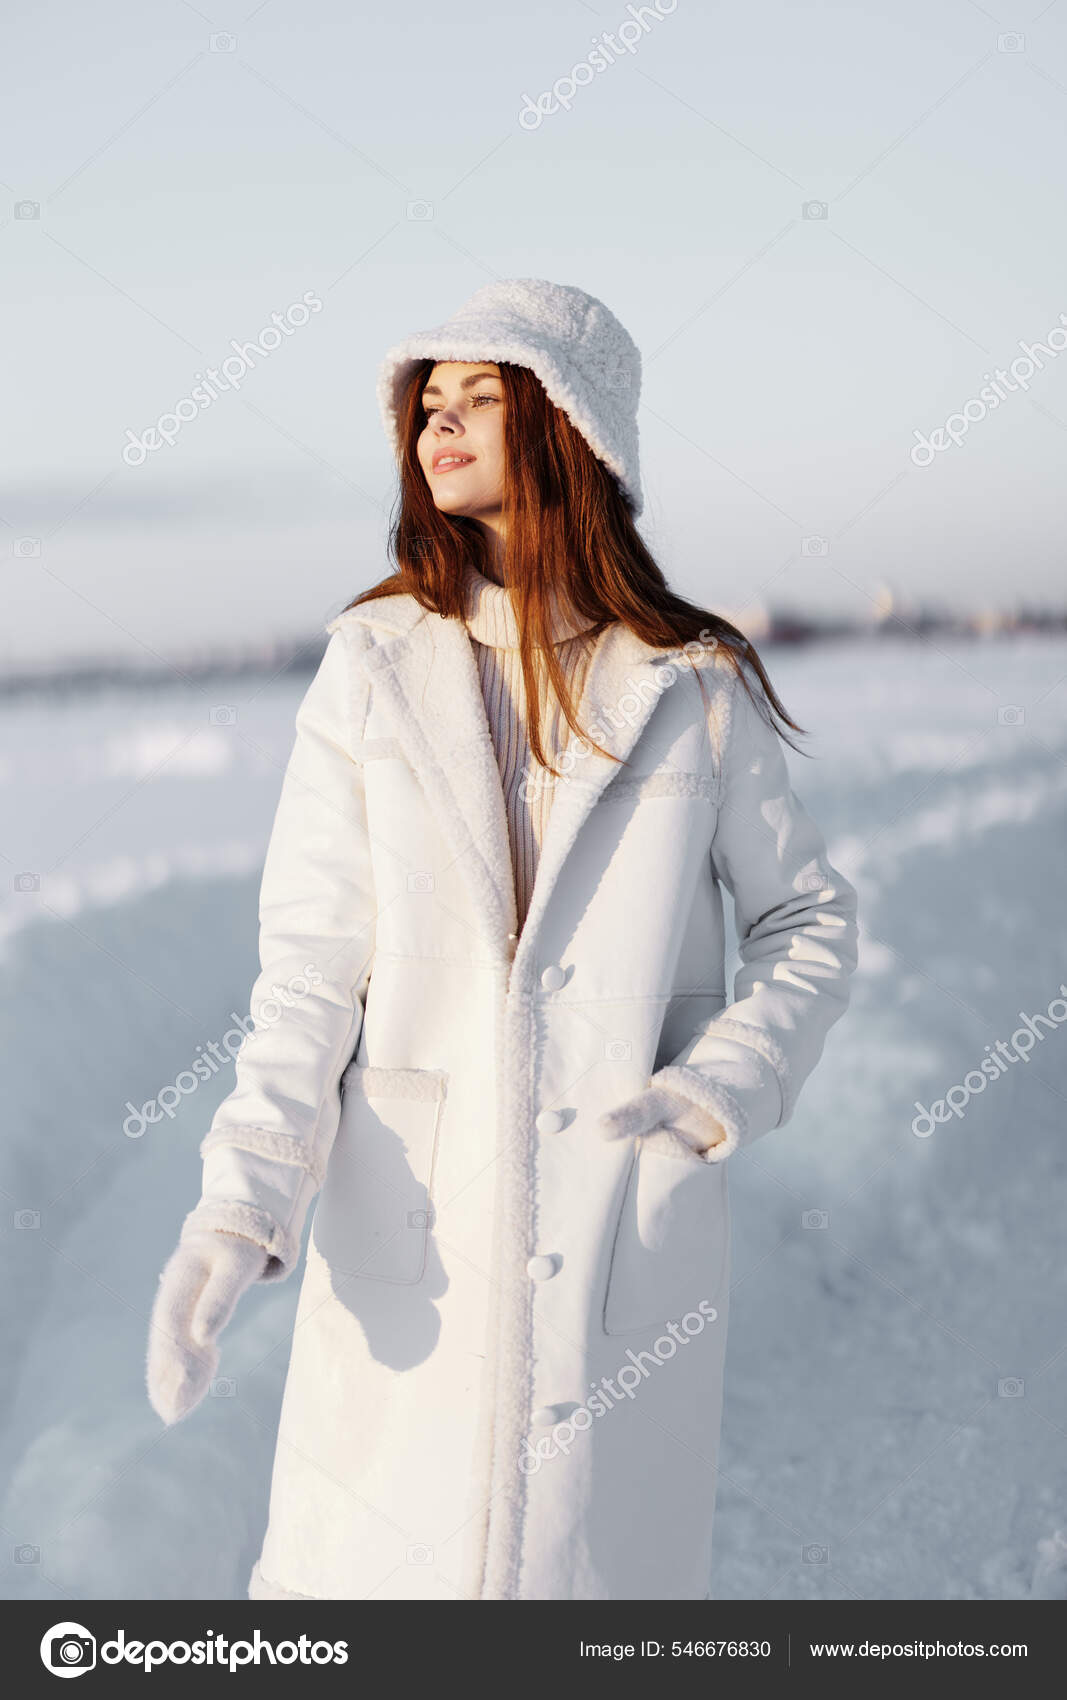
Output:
(416, 362), (506, 532)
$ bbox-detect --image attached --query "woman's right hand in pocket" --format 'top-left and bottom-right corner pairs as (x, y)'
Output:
(146, 1228), (268, 1425)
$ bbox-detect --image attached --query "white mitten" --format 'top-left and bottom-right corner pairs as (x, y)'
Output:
(596, 1083), (727, 1162)
(146, 1227), (268, 1425)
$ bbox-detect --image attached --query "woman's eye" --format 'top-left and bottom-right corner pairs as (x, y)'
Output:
(423, 394), (498, 419)
(421, 389), (499, 419)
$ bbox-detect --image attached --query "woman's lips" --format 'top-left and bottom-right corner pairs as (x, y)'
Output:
(432, 453), (476, 474)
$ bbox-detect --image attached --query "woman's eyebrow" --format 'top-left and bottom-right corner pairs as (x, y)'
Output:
(422, 370), (502, 398)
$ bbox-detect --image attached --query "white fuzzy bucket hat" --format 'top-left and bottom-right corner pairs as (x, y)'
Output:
(376, 277), (644, 515)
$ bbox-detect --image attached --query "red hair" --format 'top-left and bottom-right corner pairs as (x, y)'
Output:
(347, 360), (801, 770)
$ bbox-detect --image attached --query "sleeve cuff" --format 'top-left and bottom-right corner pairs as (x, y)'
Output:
(180, 1200), (299, 1282)
(650, 1066), (750, 1163)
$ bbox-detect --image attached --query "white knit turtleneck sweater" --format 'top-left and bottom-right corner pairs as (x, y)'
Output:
(462, 561), (601, 930)
(460, 560), (726, 1157)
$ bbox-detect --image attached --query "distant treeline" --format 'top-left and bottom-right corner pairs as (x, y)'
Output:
(760, 607), (1067, 645)
(3, 608), (1066, 697)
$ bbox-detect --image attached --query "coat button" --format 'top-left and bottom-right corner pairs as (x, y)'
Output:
(531, 1405), (564, 1427)
(526, 1254), (560, 1281)
(535, 1109), (565, 1135)
(540, 964), (566, 991)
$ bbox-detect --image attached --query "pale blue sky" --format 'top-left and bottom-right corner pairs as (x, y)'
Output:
(4, 0), (1067, 666)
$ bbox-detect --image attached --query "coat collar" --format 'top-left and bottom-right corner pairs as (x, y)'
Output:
(331, 592), (703, 960)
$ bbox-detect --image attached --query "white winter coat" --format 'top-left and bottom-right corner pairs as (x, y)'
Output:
(188, 590), (858, 1601)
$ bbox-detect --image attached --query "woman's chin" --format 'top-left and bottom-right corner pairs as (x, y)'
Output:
(432, 496), (493, 524)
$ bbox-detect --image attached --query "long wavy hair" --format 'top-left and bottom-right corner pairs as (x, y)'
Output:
(346, 359), (802, 772)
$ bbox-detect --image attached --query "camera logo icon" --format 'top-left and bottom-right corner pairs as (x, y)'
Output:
(997, 1377), (1024, 1398)
(995, 705), (1024, 726)
(14, 538), (41, 557)
(802, 1209), (828, 1230)
(15, 200), (40, 220)
(15, 872), (40, 893)
(407, 1207), (435, 1229)
(40, 1622), (96, 1677)
(406, 200), (434, 221)
(14, 1209), (40, 1230)
(407, 871), (435, 893)
(210, 31), (237, 51)
(803, 1543), (830, 1563)
(801, 535), (829, 557)
(802, 200), (829, 220)
(208, 705), (237, 726)
(604, 1039), (632, 1060)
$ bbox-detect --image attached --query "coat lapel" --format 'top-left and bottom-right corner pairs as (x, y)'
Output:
(343, 599), (520, 954)
(338, 597), (690, 959)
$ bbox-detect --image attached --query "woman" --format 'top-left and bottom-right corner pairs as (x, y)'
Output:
(146, 278), (858, 1602)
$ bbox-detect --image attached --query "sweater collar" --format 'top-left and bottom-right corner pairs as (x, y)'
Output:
(462, 562), (600, 650)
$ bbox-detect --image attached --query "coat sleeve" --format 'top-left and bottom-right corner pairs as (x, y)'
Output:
(180, 624), (377, 1278)
(651, 660), (858, 1163)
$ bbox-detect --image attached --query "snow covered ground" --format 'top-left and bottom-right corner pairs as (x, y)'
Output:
(1, 634), (1065, 1601)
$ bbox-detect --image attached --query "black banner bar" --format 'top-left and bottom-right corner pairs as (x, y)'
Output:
(6, 1599), (1059, 1693)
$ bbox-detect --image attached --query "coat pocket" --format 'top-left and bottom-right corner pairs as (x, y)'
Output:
(602, 1141), (729, 1335)
(311, 1062), (448, 1284)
